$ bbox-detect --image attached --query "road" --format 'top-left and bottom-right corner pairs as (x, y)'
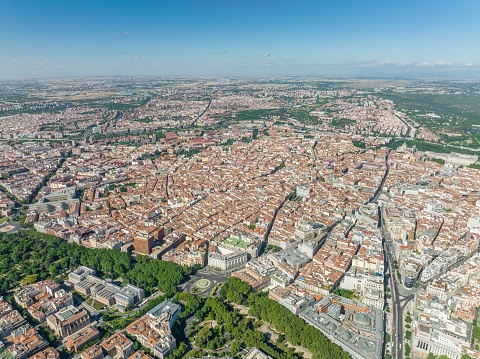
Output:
(180, 267), (230, 297)
(371, 148), (409, 359)
(382, 224), (415, 359)
(191, 97), (211, 125)
(369, 149), (391, 204)
(384, 231), (402, 359)
(0, 219), (20, 233)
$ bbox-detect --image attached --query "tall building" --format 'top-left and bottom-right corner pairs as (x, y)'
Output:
(46, 306), (90, 338)
(126, 301), (181, 359)
(134, 236), (154, 255)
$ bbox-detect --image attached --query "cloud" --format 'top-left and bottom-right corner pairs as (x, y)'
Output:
(29, 61), (48, 68)
(133, 55), (141, 61)
(260, 52), (271, 57)
(355, 60), (479, 69)
(123, 31), (129, 36)
(210, 51), (229, 55)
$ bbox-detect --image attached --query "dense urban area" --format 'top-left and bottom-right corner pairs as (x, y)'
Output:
(0, 77), (479, 359)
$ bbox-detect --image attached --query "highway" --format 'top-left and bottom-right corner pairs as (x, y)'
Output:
(384, 236), (402, 359)
(191, 97), (212, 125)
(373, 149), (409, 359)
(382, 223), (415, 359)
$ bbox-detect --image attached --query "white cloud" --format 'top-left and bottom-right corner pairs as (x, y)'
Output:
(260, 52), (271, 57)
(357, 60), (479, 69)
(29, 61), (48, 69)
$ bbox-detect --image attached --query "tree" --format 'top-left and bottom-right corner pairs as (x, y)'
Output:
(247, 292), (349, 359)
(0, 228), (189, 298)
(404, 343), (411, 356)
(472, 326), (480, 342)
(332, 287), (357, 299)
(24, 274), (38, 284)
(228, 341), (241, 356)
(166, 342), (187, 359)
(219, 277), (251, 305)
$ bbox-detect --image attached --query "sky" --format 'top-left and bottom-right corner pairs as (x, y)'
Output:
(1, 0), (480, 78)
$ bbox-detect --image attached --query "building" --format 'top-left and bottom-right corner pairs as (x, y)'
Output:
(28, 347), (60, 359)
(268, 248), (310, 271)
(0, 311), (27, 339)
(134, 236), (154, 255)
(46, 306), (90, 338)
(300, 295), (383, 359)
(402, 263), (420, 289)
(70, 267), (144, 311)
(100, 332), (134, 359)
(232, 267), (271, 292)
(269, 286), (315, 315)
(296, 185), (311, 198)
(80, 345), (104, 359)
(14, 280), (61, 309)
(65, 326), (100, 353)
(126, 300), (181, 359)
(113, 284), (146, 310)
(243, 348), (273, 359)
(151, 232), (186, 259)
(127, 351), (153, 359)
(68, 267), (96, 285)
(4, 327), (49, 359)
(411, 292), (472, 359)
(208, 244), (248, 271)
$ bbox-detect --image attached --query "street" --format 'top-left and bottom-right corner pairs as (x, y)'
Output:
(383, 228), (415, 359)
(180, 267), (230, 297)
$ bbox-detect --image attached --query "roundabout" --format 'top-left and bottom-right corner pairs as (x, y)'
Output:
(191, 278), (211, 293)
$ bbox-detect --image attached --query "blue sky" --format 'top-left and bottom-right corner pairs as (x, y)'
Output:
(1, 0), (480, 78)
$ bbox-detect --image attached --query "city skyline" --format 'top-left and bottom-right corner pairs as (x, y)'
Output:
(1, 0), (480, 78)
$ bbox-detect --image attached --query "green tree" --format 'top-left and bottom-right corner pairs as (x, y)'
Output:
(473, 326), (480, 342)
(228, 341), (241, 356)
(219, 277), (251, 305)
(24, 274), (38, 284)
(404, 343), (411, 356)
